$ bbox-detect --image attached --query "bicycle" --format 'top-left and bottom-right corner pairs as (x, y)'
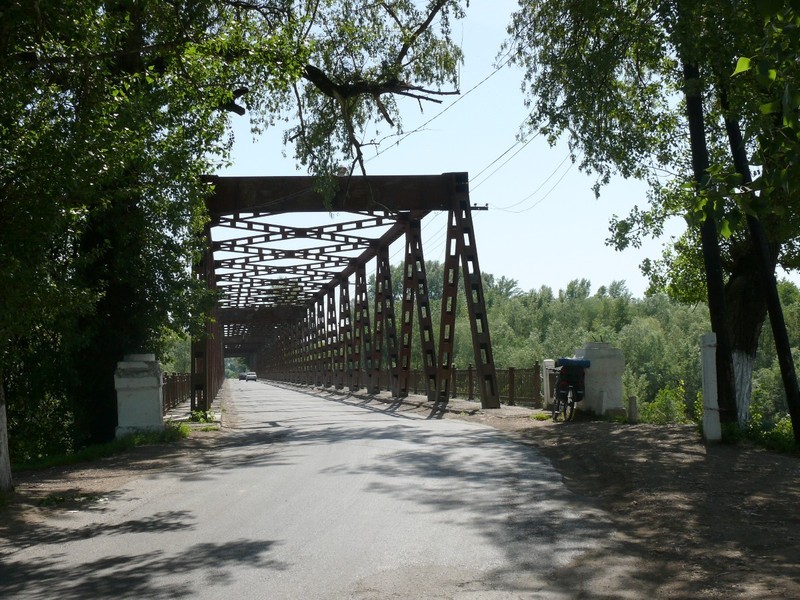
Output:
(551, 358), (590, 422)
(551, 379), (576, 422)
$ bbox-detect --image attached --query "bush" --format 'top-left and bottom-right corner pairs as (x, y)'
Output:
(12, 421), (189, 471)
(189, 410), (215, 423)
(7, 392), (76, 465)
(639, 381), (692, 425)
(742, 413), (798, 453)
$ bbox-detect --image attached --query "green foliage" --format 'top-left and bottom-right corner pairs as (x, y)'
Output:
(278, 1), (466, 179)
(692, 391), (704, 425)
(12, 421), (189, 471)
(473, 276), (709, 410)
(506, 0), (680, 191)
(748, 415), (798, 453)
(161, 332), (191, 374)
(720, 422), (747, 445)
(751, 365), (787, 420)
(5, 360), (77, 465)
(639, 381), (693, 425)
(37, 492), (102, 508)
(722, 417), (798, 453)
(225, 357), (249, 379)
(730, 6), (800, 205)
(750, 344), (798, 422)
(189, 410), (215, 424)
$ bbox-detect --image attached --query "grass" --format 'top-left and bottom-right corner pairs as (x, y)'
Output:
(11, 421), (190, 472)
(37, 492), (102, 507)
(605, 412), (630, 424)
(530, 412), (552, 421)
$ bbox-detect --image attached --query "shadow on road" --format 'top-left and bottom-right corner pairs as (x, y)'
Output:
(1, 528), (284, 599)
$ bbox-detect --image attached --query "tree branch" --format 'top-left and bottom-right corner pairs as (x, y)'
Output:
(394, 0), (450, 68)
(303, 64), (457, 108)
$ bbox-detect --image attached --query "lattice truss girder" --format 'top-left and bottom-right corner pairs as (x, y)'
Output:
(213, 213), (398, 310)
(202, 173), (500, 408)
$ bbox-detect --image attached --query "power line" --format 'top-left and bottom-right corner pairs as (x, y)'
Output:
(488, 151), (572, 211)
(470, 132), (541, 191)
(367, 55), (516, 162)
(494, 157), (576, 214)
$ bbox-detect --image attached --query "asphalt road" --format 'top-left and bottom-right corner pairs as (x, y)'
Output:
(2, 382), (630, 599)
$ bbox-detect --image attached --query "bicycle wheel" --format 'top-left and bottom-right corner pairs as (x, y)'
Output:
(564, 388), (575, 421)
(551, 395), (562, 421)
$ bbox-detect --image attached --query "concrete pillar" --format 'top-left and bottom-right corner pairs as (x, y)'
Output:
(542, 359), (556, 408)
(115, 353), (164, 438)
(700, 332), (722, 442)
(628, 396), (639, 424)
(533, 361), (542, 406)
(573, 342), (625, 416)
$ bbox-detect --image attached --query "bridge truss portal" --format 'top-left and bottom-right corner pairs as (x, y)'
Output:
(190, 172), (500, 411)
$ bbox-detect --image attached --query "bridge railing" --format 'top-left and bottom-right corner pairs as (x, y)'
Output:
(163, 372), (191, 414)
(268, 364), (544, 407)
(400, 366), (542, 407)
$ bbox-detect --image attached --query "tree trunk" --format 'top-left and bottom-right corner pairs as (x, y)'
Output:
(725, 246), (769, 426)
(682, 61), (738, 423)
(732, 349), (755, 425)
(0, 375), (13, 493)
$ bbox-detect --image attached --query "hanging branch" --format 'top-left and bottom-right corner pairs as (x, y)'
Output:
(299, 1), (460, 173)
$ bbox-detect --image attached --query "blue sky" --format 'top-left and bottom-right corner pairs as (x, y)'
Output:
(218, 1), (683, 299)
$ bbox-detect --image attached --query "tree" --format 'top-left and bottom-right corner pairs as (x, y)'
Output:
(560, 279), (591, 302)
(0, 1), (468, 490)
(626, 2), (800, 432)
(726, 4), (800, 440)
(505, 0), (800, 429)
(287, 0), (465, 182)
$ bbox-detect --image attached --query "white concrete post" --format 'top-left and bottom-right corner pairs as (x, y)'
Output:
(700, 333), (722, 442)
(115, 353), (164, 438)
(573, 342), (625, 416)
(542, 359), (555, 408)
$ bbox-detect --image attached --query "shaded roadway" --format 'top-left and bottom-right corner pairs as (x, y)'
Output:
(1, 381), (643, 599)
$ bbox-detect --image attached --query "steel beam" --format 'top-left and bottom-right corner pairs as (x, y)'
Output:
(205, 173), (468, 216)
(352, 264), (371, 392)
(436, 209), (461, 401)
(373, 244), (400, 396)
(402, 218), (438, 401)
(454, 200), (500, 409)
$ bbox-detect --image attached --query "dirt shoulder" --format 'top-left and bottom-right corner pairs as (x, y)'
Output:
(449, 405), (800, 600)
(3, 390), (799, 599)
(1, 431), (222, 531)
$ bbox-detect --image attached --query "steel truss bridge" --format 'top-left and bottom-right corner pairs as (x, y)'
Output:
(190, 172), (500, 411)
